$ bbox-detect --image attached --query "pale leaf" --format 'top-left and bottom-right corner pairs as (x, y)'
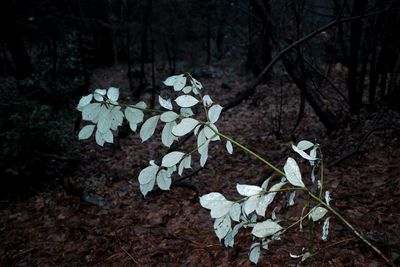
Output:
(284, 157), (305, 187)
(156, 170), (171, 190)
(211, 200), (234, 218)
(82, 103), (101, 122)
(93, 93), (103, 102)
(97, 109), (111, 133)
(129, 121), (137, 132)
(244, 195), (260, 215)
(182, 86), (192, 94)
(95, 129), (105, 146)
(292, 144), (317, 161)
(296, 140), (314, 150)
(163, 74), (183, 86)
(208, 104), (223, 123)
(173, 76), (187, 91)
(251, 219), (283, 238)
(324, 191), (332, 206)
(178, 155), (191, 175)
(224, 222), (244, 247)
(102, 129), (113, 143)
(140, 115), (160, 142)
(288, 191), (296, 206)
(94, 89), (106, 96)
(161, 121), (177, 147)
(249, 243), (261, 264)
(308, 207), (328, 222)
(77, 94), (93, 110)
(236, 184), (262, 196)
(226, 141), (233, 154)
(180, 107), (194, 117)
(175, 95), (199, 108)
(158, 96), (173, 110)
(78, 125), (95, 140)
(214, 215), (231, 240)
(199, 192), (226, 209)
(256, 182), (285, 216)
(204, 123), (220, 141)
(138, 165), (159, 184)
(202, 95), (213, 107)
(160, 111), (178, 122)
(322, 217), (330, 241)
(172, 118), (198, 136)
(125, 107), (144, 124)
(229, 203), (241, 222)
(161, 151), (185, 167)
(140, 178), (156, 197)
(107, 87), (119, 102)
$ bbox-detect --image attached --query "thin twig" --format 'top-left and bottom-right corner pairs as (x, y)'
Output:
(121, 247), (139, 265)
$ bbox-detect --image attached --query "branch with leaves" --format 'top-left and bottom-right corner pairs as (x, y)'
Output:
(76, 73), (394, 266)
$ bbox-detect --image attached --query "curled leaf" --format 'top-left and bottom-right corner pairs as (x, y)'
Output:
(226, 141), (233, 154)
(296, 140), (314, 150)
(322, 217), (330, 241)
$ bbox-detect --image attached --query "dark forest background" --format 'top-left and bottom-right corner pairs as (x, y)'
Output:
(1, 0), (400, 194)
(1, 0), (400, 265)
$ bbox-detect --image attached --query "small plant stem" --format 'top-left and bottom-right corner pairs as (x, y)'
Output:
(307, 190), (395, 267)
(318, 148), (324, 198)
(109, 102), (164, 113)
(186, 73), (209, 121)
(197, 91), (210, 122)
(185, 133), (216, 156)
(304, 237), (356, 262)
(212, 128), (286, 177)
(282, 203), (315, 233)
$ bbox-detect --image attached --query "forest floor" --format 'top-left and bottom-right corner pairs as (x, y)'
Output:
(1, 61), (400, 266)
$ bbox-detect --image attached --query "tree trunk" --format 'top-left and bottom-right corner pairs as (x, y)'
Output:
(247, 0), (273, 76)
(93, 0), (115, 66)
(282, 55), (341, 132)
(347, 0), (367, 115)
(0, 0), (33, 79)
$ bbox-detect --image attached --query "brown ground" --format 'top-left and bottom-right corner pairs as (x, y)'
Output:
(1, 62), (399, 266)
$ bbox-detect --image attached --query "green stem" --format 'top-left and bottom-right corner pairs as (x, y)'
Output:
(185, 133), (216, 156)
(211, 128), (285, 177)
